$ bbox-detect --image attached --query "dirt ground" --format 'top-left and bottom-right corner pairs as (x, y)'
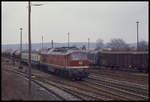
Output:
(2, 70), (31, 100)
(1, 59), (60, 100)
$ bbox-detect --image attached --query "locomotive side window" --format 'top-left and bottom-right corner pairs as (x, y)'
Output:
(71, 53), (80, 60)
(67, 55), (70, 60)
(80, 53), (87, 60)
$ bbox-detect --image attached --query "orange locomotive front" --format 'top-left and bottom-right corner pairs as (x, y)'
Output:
(40, 47), (89, 80)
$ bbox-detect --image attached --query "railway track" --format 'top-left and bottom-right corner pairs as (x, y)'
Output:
(21, 68), (114, 100)
(2, 62), (109, 100)
(38, 67), (148, 100)
(22, 66), (148, 100)
(2, 58), (149, 100)
(38, 78), (110, 100)
(83, 78), (148, 100)
(4, 66), (113, 100)
(2, 63), (124, 100)
(4, 66), (147, 101)
(2, 68), (65, 100)
(88, 75), (148, 99)
(90, 69), (148, 85)
(2, 64), (84, 100)
(90, 74), (148, 90)
(2, 59), (122, 100)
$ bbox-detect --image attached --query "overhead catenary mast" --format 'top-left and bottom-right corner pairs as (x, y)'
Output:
(19, 28), (23, 69)
(67, 32), (70, 48)
(42, 35), (43, 49)
(88, 38), (90, 50)
(136, 21), (139, 51)
(51, 40), (53, 48)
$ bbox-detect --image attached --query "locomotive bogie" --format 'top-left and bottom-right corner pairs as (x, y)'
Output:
(40, 63), (89, 80)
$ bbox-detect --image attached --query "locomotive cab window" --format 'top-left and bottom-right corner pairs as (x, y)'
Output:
(71, 53), (87, 60)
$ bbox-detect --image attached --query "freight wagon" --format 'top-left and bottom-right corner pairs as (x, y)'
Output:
(87, 51), (149, 72)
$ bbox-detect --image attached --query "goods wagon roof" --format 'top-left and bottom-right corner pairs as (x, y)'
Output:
(101, 51), (148, 54)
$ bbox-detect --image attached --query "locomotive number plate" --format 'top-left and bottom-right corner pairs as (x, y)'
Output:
(79, 61), (83, 65)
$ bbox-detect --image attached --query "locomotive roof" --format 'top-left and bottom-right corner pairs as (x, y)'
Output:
(40, 47), (86, 55)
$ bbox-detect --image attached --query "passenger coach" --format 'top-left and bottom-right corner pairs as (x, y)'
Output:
(21, 51), (40, 66)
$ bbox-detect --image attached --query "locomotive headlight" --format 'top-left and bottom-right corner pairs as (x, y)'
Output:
(79, 61), (83, 65)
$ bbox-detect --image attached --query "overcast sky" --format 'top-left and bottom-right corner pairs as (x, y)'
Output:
(2, 1), (149, 45)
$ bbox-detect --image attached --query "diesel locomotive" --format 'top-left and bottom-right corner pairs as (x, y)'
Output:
(40, 47), (89, 80)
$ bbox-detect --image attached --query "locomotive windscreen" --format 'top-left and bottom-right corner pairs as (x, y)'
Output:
(71, 53), (87, 60)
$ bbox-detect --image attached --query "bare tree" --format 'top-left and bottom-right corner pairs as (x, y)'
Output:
(96, 38), (104, 49)
(107, 38), (129, 51)
(138, 40), (148, 51)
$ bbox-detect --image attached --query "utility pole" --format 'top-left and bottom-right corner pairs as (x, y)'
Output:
(42, 35), (43, 49)
(28, 1), (32, 95)
(19, 28), (23, 69)
(88, 38), (90, 50)
(136, 21), (139, 51)
(51, 40), (53, 48)
(67, 32), (70, 48)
